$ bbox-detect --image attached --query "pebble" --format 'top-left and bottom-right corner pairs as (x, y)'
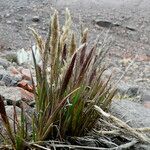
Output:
(4, 13), (11, 18)
(0, 81), (5, 86)
(32, 16), (40, 22)
(6, 20), (12, 24)
(0, 58), (10, 68)
(1, 74), (12, 86)
(21, 68), (31, 80)
(9, 66), (20, 74)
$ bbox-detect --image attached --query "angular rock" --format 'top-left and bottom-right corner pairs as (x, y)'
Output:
(18, 87), (34, 103)
(0, 86), (34, 105)
(21, 68), (31, 80)
(0, 106), (21, 133)
(18, 80), (33, 92)
(1, 74), (13, 86)
(0, 80), (5, 86)
(1, 73), (22, 86)
(0, 69), (7, 80)
(0, 58), (10, 68)
(9, 66), (20, 74)
(0, 105), (33, 142)
(110, 99), (150, 128)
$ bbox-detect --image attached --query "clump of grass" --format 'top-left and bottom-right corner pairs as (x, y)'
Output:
(31, 9), (116, 141)
(0, 9), (116, 149)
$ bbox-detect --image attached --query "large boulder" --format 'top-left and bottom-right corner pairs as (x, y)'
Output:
(0, 86), (34, 105)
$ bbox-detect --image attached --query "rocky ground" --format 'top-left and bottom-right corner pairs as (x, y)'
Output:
(0, 0), (150, 149)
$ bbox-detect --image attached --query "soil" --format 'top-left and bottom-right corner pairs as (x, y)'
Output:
(0, 0), (150, 91)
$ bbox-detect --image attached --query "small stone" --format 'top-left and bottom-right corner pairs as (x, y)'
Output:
(0, 58), (10, 68)
(17, 16), (23, 21)
(21, 68), (31, 80)
(32, 16), (40, 22)
(13, 74), (22, 82)
(1, 70), (22, 86)
(8, 66), (18, 74)
(0, 81), (5, 86)
(2, 74), (12, 86)
(4, 13), (11, 18)
(0, 69), (7, 80)
(18, 80), (33, 92)
(6, 20), (12, 24)
(0, 66), (4, 70)
(18, 87), (34, 103)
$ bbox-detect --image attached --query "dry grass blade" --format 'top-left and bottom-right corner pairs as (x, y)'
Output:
(0, 95), (15, 146)
(94, 105), (150, 144)
(48, 140), (137, 150)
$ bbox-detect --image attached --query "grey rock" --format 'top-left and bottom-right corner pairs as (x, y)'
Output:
(0, 86), (34, 105)
(117, 81), (139, 97)
(0, 105), (32, 145)
(93, 20), (119, 28)
(5, 105), (21, 120)
(6, 20), (12, 24)
(2, 74), (12, 86)
(0, 66), (4, 70)
(13, 74), (22, 82)
(141, 91), (150, 102)
(0, 69), (8, 80)
(0, 86), (22, 105)
(110, 99), (150, 128)
(0, 58), (10, 68)
(0, 70), (22, 86)
(0, 106), (21, 140)
(0, 80), (5, 86)
(4, 13), (11, 18)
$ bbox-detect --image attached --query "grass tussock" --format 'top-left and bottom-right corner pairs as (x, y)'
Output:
(0, 9), (116, 149)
